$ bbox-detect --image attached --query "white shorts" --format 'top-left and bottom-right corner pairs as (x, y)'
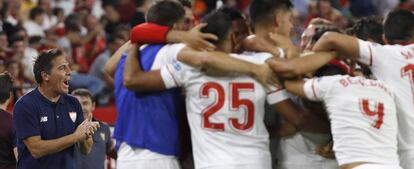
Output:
(353, 164), (402, 169)
(116, 142), (180, 169)
(399, 149), (414, 169)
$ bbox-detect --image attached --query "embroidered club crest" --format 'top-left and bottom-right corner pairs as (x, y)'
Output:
(100, 133), (105, 141)
(69, 112), (77, 123)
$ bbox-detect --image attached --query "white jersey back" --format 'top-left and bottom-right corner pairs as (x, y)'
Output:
(303, 75), (399, 166)
(358, 40), (414, 151)
(161, 52), (290, 169)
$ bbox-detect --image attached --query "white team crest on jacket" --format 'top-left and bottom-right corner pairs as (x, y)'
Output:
(69, 112), (77, 123)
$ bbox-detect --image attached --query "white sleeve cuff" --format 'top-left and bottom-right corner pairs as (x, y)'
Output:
(303, 79), (319, 101)
(160, 65), (179, 89)
(266, 89), (290, 104)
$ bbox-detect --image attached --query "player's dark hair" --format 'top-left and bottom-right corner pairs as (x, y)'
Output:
(33, 49), (63, 84)
(29, 7), (44, 20)
(200, 10), (232, 45)
(347, 17), (384, 44)
(146, 0), (185, 28)
(0, 73), (13, 104)
(311, 25), (341, 44)
(218, 6), (244, 21)
(72, 88), (94, 103)
(249, 0), (293, 26)
(384, 9), (414, 44)
(314, 64), (347, 77)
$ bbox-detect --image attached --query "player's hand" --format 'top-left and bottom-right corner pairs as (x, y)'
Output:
(316, 141), (336, 159)
(183, 23), (217, 51)
(253, 63), (281, 89)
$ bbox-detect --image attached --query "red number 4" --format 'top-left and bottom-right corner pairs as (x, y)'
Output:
(359, 99), (384, 129)
(200, 82), (255, 132)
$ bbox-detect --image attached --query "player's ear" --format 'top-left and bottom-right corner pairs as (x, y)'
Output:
(382, 34), (389, 45)
(41, 71), (50, 81)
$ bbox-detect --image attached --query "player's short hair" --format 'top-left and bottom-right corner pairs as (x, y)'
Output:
(314, 64), (347, 77)
(346, 17), (383, 44)
(146, 0), (185, 28)
(384, 9), (414, 44)
(33, 49), (64, 84)
(311, 25), (341, 44)
(218, 6), (244, 21)
(72, 88), (94, 103)
(200, 10), (232, 45)
(249, 0), (293, 26)
(0, 73), (13, 104)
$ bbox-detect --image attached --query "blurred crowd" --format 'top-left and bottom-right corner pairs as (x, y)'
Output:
(0, 0), (413, 109)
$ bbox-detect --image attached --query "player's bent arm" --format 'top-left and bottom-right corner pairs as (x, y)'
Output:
(312, 32), (359, 60)
(123, 44), (167, 91)
(23, 135), (80, 159)
(79, 137), (93, 155)
(104, 41), (131, 78)
(272, 99), (330, 133)
(266, 52), (336, 78)
(177, 47), (264, 81)
(283, 80), (307, 98)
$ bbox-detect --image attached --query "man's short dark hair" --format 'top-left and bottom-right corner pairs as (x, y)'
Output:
(384, 9), (414, 44)
(146, 0), (185, 27)
(200, 10), (232, 45)
(0, 73), (13, 104)
(72, 88), (94, 103)
(30, 7), (44, 20)
(33, 49), (63, 84)
(347, 17), (384, 44)
(249, 0), (293, 25)
(218, 6), (244, 21)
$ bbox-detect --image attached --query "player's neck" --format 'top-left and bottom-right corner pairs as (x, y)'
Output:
(254, 26), (276, 42)
(38, 85), (61, 103)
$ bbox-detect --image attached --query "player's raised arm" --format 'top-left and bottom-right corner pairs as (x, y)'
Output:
(123, 44), (166, 91)
(312, 32), (359, 60)
(266, 51), (337, 78)
(104, 41), (131, 78)
(176, 47), (280, 87)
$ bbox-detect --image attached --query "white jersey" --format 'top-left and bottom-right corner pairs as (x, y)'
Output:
(161, 52), (290, 169)
(358, 40), (414, 152)
(303, 75), (399, 166)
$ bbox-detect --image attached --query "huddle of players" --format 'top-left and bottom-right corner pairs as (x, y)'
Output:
(107, 0), (414, 169)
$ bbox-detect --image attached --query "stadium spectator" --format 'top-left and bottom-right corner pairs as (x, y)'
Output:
(72, 88), (117, 169)
(0, 73), (16, 169)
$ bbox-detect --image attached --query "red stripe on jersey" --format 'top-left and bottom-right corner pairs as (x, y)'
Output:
(311, 79), (318, 99)
(266, 87), (283, 95)
(368, 45), (373, 66)
(166, 65), (179, 86)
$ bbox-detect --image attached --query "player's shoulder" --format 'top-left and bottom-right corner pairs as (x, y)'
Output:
(313, 75), (347, 84)
(64, 94), (82, 106)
